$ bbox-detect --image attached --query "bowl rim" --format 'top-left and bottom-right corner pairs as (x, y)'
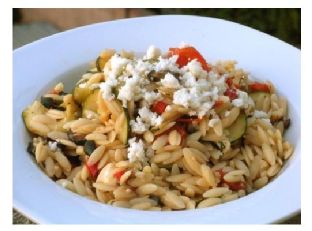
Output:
(13, 14), (301, 224)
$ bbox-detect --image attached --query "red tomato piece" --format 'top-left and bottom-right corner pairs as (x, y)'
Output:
(249, 82), (270, 93)
(213, 100), (224, 108)
(225, 77), (240, 89)
(168, 47), (210, 72)
(152, 101), (168, 115)
(215, 169), (226, 179)
(86, 162), (99, 178)
(224, 88), (238, 101)
(113, 170), (125, 181)
(225, 181), (246, 191)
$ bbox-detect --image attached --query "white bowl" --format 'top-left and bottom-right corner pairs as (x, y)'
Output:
(13, 15), (300, 224)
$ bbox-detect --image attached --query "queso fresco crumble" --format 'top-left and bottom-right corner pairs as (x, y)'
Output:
(22, 44), (293, 210)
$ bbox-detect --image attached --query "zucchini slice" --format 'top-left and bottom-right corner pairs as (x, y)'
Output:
(73, 86), (92, 104)
(22, 101), (48, 136)
(226, 112), (247, 143)
(118, 108), (130, 145)
(249, 92), (271, 110)
(96, 56), (106, 72)
(82, 89), (99, 118)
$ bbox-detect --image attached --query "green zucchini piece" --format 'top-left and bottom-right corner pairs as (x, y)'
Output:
(27, 142), (35, 155)
(84, 140), (96, 156)
(40, 96), (63, 109)
(227, 112), (247, 143)
(22, 101), (48, 136)
(96, 56), (106, 72)
(82, 89), (99, 118)
(249, 92), (271, 110)
(118, 108), (130, 145)
(73, 86), (92, 104)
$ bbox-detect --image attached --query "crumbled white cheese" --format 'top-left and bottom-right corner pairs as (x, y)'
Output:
(130, 107), (163, 134)
(99, 78), (117, 100)
(208, 118), (220, 127)
(100, 45), (227, 119)
(117, 75), (142, 107)
(139, 107), (163, 127)
(173, 88), (192, 108)
(173, 69), (224, 118)
(155, 55), (181, 73)
(48, 141), (58, 152)
(145, 45), (161, 60)
(127, 138), (146, 163)
(130, 118), (148, 134)
(161, 73), (180, 89)
(180, 72), (197, 87)
(105, 54), (130, 78)
(232, 90), (249, 108)
(131, 60), (154, 76)
(182, 60), (208, 79)
(143, 91), (162, 105)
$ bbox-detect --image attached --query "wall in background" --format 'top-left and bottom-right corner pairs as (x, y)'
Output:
(13, 8), (300, 47)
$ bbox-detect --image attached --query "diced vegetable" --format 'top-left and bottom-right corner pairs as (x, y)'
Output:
(283, 118), (291, 129)
(86, 162), (99, 178)
(68, 132), (86, 145)
(27, 142), (35, 155)
(249, 82), (270, 93)
(63, 94), (80, 121)
(22, 101), (48, 136)
(82, 89), (99, 118)
(113, 170), (125, 181)
(215, 169), (246, 190)
(225, 181), (246, 191)
(168, 47), (210, 71)
(225, 77), (240, 89)
(117, 108), (130, 145)
(213, 100), (224, 108)
(40, 96), (63, 110)
(209, 141), (226, 151)
(226, 112), (247, 143)
(224, 88), (238, 101)
(96, 49), (115, 72)
(84, 140), (96, 156)
(73, 86), (92, 104)
(249, 92), (271, 110)
(152, 101), (168, 115)
(214, 169), (226, 179)
(66, 155), (82, 166)
(96, 56), (107, 72)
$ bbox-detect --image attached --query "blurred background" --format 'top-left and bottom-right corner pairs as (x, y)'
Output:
(13, 8), (300, 49)
(12, 8), (300, 224)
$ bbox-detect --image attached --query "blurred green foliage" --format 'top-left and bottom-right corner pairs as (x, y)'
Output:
(151, 9), (300, 48)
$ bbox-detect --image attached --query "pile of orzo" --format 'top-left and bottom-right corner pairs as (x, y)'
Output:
(22, 44), (294, 211)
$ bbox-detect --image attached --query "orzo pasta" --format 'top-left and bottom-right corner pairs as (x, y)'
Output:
(22, 44), (293, 210)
